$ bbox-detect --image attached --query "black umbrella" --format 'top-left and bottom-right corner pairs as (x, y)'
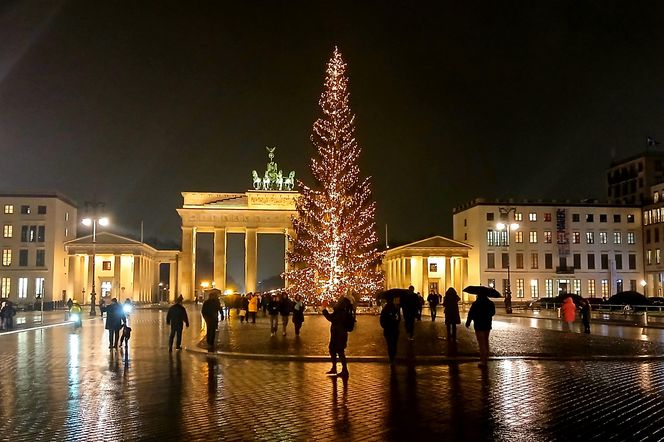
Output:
(557, 293), (584, 306)
(463, 285), (502, 298)
(607, 291), (650, 306)
(377, 288), (411, 301)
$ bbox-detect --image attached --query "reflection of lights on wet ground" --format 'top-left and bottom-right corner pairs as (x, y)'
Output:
(68, 334), (79, 397)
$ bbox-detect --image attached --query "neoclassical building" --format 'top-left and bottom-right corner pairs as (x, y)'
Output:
(383, 236), (471, 299)
(65, 232), (179, 303)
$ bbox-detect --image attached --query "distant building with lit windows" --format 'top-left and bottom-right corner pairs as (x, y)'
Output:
(453, 199), (644, 300)
(0, 192), (77, 306)
(641, 183), (664, 296)
(607, 151), (664, 205)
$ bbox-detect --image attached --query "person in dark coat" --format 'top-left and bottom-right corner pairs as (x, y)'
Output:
(239, 294), (250, 323)
(292, 295), (305, 336)
(400, 286), (419, 340)
(279, 292), (292, 336)
(166, 295), (189, 351)
(427, 290), (440, 321)
(201, 292), (223, 352)
(1, 301), (16, 330)
(580, 300), (591, 334)
(322, 293), (353, 377)
(443, 287), (461, 340)
(380, 296), (401, 364)
(267, 293), (280, 336)
(104, 298), (126, 349)
(465, 292), (495, 368)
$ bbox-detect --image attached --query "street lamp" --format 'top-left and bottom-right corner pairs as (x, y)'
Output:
(81, 201), (109, 317)
(496, 208), (519, 314)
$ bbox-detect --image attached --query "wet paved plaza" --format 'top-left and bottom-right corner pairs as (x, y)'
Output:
(2, 308), (664, 441)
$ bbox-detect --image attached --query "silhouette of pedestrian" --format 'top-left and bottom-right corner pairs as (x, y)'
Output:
(443, 288), (461, 340)
(380, 295), (401, 364)
(465, 292), (495, 368)
(167, 295), (189, 351)
(268, 293), (280, 337)
(323, 292), (354, 378)
(427, 290), (439, 321)
(201, 292), (223, 352)
(561, 296), (576, 332)
(580, 299), (591, 334)
(400, 286), (419, 340)
(105, 298), (126, 349)
(279, 292), (292, 336)
(292, 294), (305, 336)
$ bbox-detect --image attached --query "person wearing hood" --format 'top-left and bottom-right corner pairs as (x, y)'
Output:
(322, 292), (354, 378)
(561, 296), (577, 332)
(443, 287), (461, 340)
(465, 292), (495, 368)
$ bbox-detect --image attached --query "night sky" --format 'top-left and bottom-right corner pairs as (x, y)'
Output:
(3, 1), (664, 284)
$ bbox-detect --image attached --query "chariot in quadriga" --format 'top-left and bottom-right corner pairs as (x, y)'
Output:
(251, 147), (296, 191)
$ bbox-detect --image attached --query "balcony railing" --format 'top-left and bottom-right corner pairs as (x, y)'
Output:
(555, 266), (575, 274)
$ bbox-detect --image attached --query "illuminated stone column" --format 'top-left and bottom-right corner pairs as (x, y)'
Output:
(67, 256), (77, 302)
(444, 256), (452, 291)
(178, 227), (196, 301)
(168, 260), (177, 302)
(405, 257), (412, 287)
(245, 228), (258, 293)
(132, 255), (140, 301)
(87, 255), (94, 304)
(214, 228), (227, 293)
(421, 257), (429, 295)
(114, 255), (122, 299)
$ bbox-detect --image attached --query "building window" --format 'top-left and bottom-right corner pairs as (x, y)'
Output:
(528, 212), (536, 222)
(658, 228), (662, 243)
(514, 212), (523, 221)
(4, 204), (13, 214)
(629, 254), (637, 270)
(587, 254), (595, 269)
(20, 205), (30, 214)
(601, 280), (609, 297)
(627, 232), (636, 244)
(630, 280), (637, 292)
(586, 214), (594, 222)
(572, 232), (580, 244)
(544, 213), (551, 222)
(19, 249), (27, 267)
(586, 232), (594, 244)
(3, 225), (12, 238)
(514, 231), (523, 243)
(647, 229), (652, 244)
(572, 214), (580, 222)
(647, 250), (653, 265)
(2, 249), (11, 266)
(588, 280), (596, 297)
(487, 230), (495, 246)
(627, 214), (635, 223)
(617, 279), (624, 293)
(18, 278), (28, 299)
(600, 214), (607, 223)
(616, 254), (623, 269)
(516, 253), (524, 269)
(35, 277), (44, 296)
(37, 205), (46, 215)
(502, 253), (509, 269)
(545, 279), (554, 297)
(657, 250), (661, 265)
(614, 214), (621, 223)
(613, 232), (622, 244)
(544, 231), (552, 243)
(36, 250), (45, 267)
(530, 280), (539, 298)
(573, 280), (581, 295)
(573, 254), (581, 269)
(529, 231), (537, 243)
(599, 232), (607, 244)
(545, 253), (553, 269)
(29, 226), (37, 242)
(37, 226), (45, 243)
(601, 254), (609, 270)
(516, 279), (524, 298)
(486, 212), (494, 221)
(531, 253), (538, 269)
(1, 277), (9, 297)
(487, 253), (495, 269)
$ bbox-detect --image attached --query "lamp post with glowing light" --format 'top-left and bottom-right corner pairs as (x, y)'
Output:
(81, 202), (109, 317)
(496, 208), (519, 314)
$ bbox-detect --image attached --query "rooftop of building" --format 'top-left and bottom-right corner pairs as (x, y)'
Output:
(0, 191), (78, 208)
(608, 149), (664, 168)
(453, 198), (640, 213)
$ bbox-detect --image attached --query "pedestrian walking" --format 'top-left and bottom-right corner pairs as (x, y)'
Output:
(292, 294), (305, 336)
(167, 295), (189, 351)
(504, 292), (513, 314)
(261, 293), (269, 316)
(416, 292), (424, 321)
(443, 287), (461, 340)
(323, 292), (355, 377)
(0, 300), (16, 330)
(201, 292), (223, 352)
(561, 296), (576, 332)
(248, 293), (258, 324)
(279, 292), (292, 336)
(580, 299), (591, 334)
(268, 293), (280, 336)
(427, 290), (440, 321)
(239, 294), (249, 323)
(66, 298), (74, 311)
(400, 286), (419, 340)
(104, 298), (126, 349)
(380, 295), (401, 364)
(465, 292), (495, 368)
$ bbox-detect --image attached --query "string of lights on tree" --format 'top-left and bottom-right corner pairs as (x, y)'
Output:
(285, 47), (384, 301)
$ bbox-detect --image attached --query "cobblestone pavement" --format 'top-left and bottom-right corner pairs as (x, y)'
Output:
(2, 310), (664, 441)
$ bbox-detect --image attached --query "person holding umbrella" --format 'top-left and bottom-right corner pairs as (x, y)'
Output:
(464, 286), (497, 368)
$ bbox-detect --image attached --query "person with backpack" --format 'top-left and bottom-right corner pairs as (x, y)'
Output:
(380, 295), (401, 364)
(322, 291), (355, 378)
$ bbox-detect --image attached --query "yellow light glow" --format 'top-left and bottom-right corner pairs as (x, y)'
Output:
(200, 281), (210, 289)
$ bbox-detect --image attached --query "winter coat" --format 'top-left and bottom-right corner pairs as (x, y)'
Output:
(323, 297), (351, 351)
(292, 301), (305, 324)
(427, 293), (440, 307)
(105, 302), (125, 331)
(581, 303), (591, 322)
(443, 292), (461, 325)
(400, 291), (419, 318)
(279, 298), (292, 316)
(240, 297), (249, 311)
(380, 302), (401, 336)
(267, 299), (280, 316)
(465, 296), (495, 331)
(561, 298), (576, 322)
(201, 298), (222, 326)
(248, 297), (258, 313)
(167, 303), (189, 328)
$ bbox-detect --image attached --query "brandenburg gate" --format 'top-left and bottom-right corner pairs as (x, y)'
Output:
(177, 148), (298, 299)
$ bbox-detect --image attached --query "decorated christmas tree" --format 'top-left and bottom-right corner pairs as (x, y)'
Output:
(286, 47), (383, 300)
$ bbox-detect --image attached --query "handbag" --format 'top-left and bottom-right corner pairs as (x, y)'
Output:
(239, 309), (247, 317)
